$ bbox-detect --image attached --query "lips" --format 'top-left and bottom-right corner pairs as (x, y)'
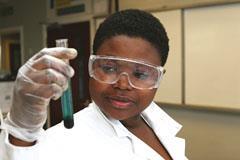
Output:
(106, 95), (136, 109)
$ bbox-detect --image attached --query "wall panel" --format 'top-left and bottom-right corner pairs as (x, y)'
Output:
(184, 3), (240, 109)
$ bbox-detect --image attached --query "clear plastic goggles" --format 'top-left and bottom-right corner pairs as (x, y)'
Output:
(88, 55), (165, 90)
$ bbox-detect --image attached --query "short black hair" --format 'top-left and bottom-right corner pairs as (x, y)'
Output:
(93, 9), (169, 66)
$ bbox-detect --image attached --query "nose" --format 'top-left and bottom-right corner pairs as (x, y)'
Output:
(112, 72), (133, 90)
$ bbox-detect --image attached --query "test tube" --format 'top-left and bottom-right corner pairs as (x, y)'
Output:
(55, 39), (74, 129)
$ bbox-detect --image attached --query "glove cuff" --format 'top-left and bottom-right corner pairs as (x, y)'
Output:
(3, 113), (44, 142)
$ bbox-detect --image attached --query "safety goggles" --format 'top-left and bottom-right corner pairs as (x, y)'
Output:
(88, 55), (165, 90)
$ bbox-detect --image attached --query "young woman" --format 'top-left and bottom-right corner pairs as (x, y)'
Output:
(0, 9), (187, 160)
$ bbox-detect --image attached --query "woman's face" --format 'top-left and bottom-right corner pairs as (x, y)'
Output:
(89, 35), (161, 121)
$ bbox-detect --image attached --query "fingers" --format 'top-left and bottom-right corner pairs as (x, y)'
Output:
(29, 47), (77, 77)
(16, 47), (77, 101)
(32, 47), (77, 61)
(29, 54), (75, 77)
(18, 77), (65, 100)
(28, 68), (68, 88)
(35, 83), (64, 100)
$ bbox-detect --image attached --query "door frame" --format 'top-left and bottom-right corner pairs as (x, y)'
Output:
(0, 26), (24, 67)
(42, 14), (95, 50)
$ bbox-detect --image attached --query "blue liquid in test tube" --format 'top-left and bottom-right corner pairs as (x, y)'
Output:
(56, 39), (74, 129)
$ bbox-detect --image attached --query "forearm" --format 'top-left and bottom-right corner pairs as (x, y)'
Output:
(9, 134), (36, 147)
(0, 129), (42, 160)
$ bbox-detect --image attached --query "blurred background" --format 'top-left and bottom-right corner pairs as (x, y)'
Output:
(0, 0), (239, 159)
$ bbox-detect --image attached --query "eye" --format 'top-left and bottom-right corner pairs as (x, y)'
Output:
(100, 63), (117, 73)
(133, 70), (149, 80)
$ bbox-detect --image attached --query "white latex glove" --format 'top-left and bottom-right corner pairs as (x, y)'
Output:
(3, 47), (77, 142)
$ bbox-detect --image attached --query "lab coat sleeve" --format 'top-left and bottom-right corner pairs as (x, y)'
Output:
(0, 129), (42, 160)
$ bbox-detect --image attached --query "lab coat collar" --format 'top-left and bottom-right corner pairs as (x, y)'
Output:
(141, 102), (182, 137)
(92, 101), (186, 160)
(142, 102), (186, 160)
(163, 136), (186, 160)
(93, 101), (183, 138)
(93, 102), (131, 138)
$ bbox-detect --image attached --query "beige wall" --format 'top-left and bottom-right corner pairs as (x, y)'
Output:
(162, 105), (240, 160)
(119, 0), (240, 159)
(120, 0), (240, 11)
(184, 4), (240, 109)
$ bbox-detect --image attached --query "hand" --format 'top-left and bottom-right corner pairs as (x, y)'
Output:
(5, 47), (77, 142)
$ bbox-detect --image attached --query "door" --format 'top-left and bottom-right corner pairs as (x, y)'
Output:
(47, 21), (91, 127)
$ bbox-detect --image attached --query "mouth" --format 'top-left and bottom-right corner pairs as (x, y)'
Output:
(106, 95), (136, 109)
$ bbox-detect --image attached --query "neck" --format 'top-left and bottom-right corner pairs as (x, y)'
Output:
(120, 115), (145, 129)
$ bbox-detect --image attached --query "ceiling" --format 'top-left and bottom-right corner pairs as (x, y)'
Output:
(0, 0), (10, 3)
(0, 0), (11, 6)
(0, 0), (11, 9)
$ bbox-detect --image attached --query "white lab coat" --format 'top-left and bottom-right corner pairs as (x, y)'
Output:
(0, 102), (188, 160)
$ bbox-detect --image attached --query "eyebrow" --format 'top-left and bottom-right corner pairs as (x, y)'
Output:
(95, 54), (158, 66)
